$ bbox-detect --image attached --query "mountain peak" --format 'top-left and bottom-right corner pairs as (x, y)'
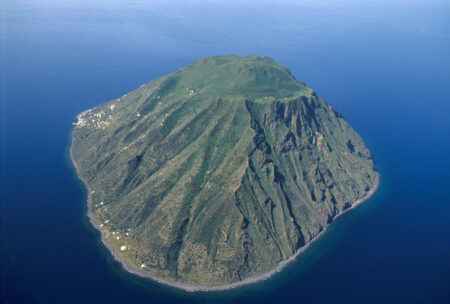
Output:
(160, 55), (309, 100)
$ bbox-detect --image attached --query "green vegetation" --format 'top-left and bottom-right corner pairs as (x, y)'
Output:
(71, 55), (377, 286)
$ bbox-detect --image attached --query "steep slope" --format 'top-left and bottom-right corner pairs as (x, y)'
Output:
(71, 55), (377, 286)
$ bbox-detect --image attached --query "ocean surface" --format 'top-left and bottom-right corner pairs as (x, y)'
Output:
(1, 0), (450, 303)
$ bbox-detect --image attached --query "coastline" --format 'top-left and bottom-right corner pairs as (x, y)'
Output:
(70, 126), (379, 292)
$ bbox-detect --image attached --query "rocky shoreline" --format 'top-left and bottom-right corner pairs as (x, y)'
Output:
(71, 128), (379, 292)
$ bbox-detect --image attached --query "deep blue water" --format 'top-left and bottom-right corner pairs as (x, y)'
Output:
(2, 1), (450, 303)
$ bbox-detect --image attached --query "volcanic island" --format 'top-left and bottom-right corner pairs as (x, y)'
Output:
(71, 55), (378, 291)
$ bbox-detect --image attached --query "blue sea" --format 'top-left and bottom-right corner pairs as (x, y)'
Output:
(2, 1), (450, 303)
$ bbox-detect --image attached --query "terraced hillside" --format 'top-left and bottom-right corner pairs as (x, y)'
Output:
(71, 55), (377, 286)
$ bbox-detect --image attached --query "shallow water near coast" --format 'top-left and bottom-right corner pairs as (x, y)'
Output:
(2, 0), (450, 303)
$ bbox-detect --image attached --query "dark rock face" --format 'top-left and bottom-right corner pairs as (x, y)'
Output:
(71, 55), (377, 286)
